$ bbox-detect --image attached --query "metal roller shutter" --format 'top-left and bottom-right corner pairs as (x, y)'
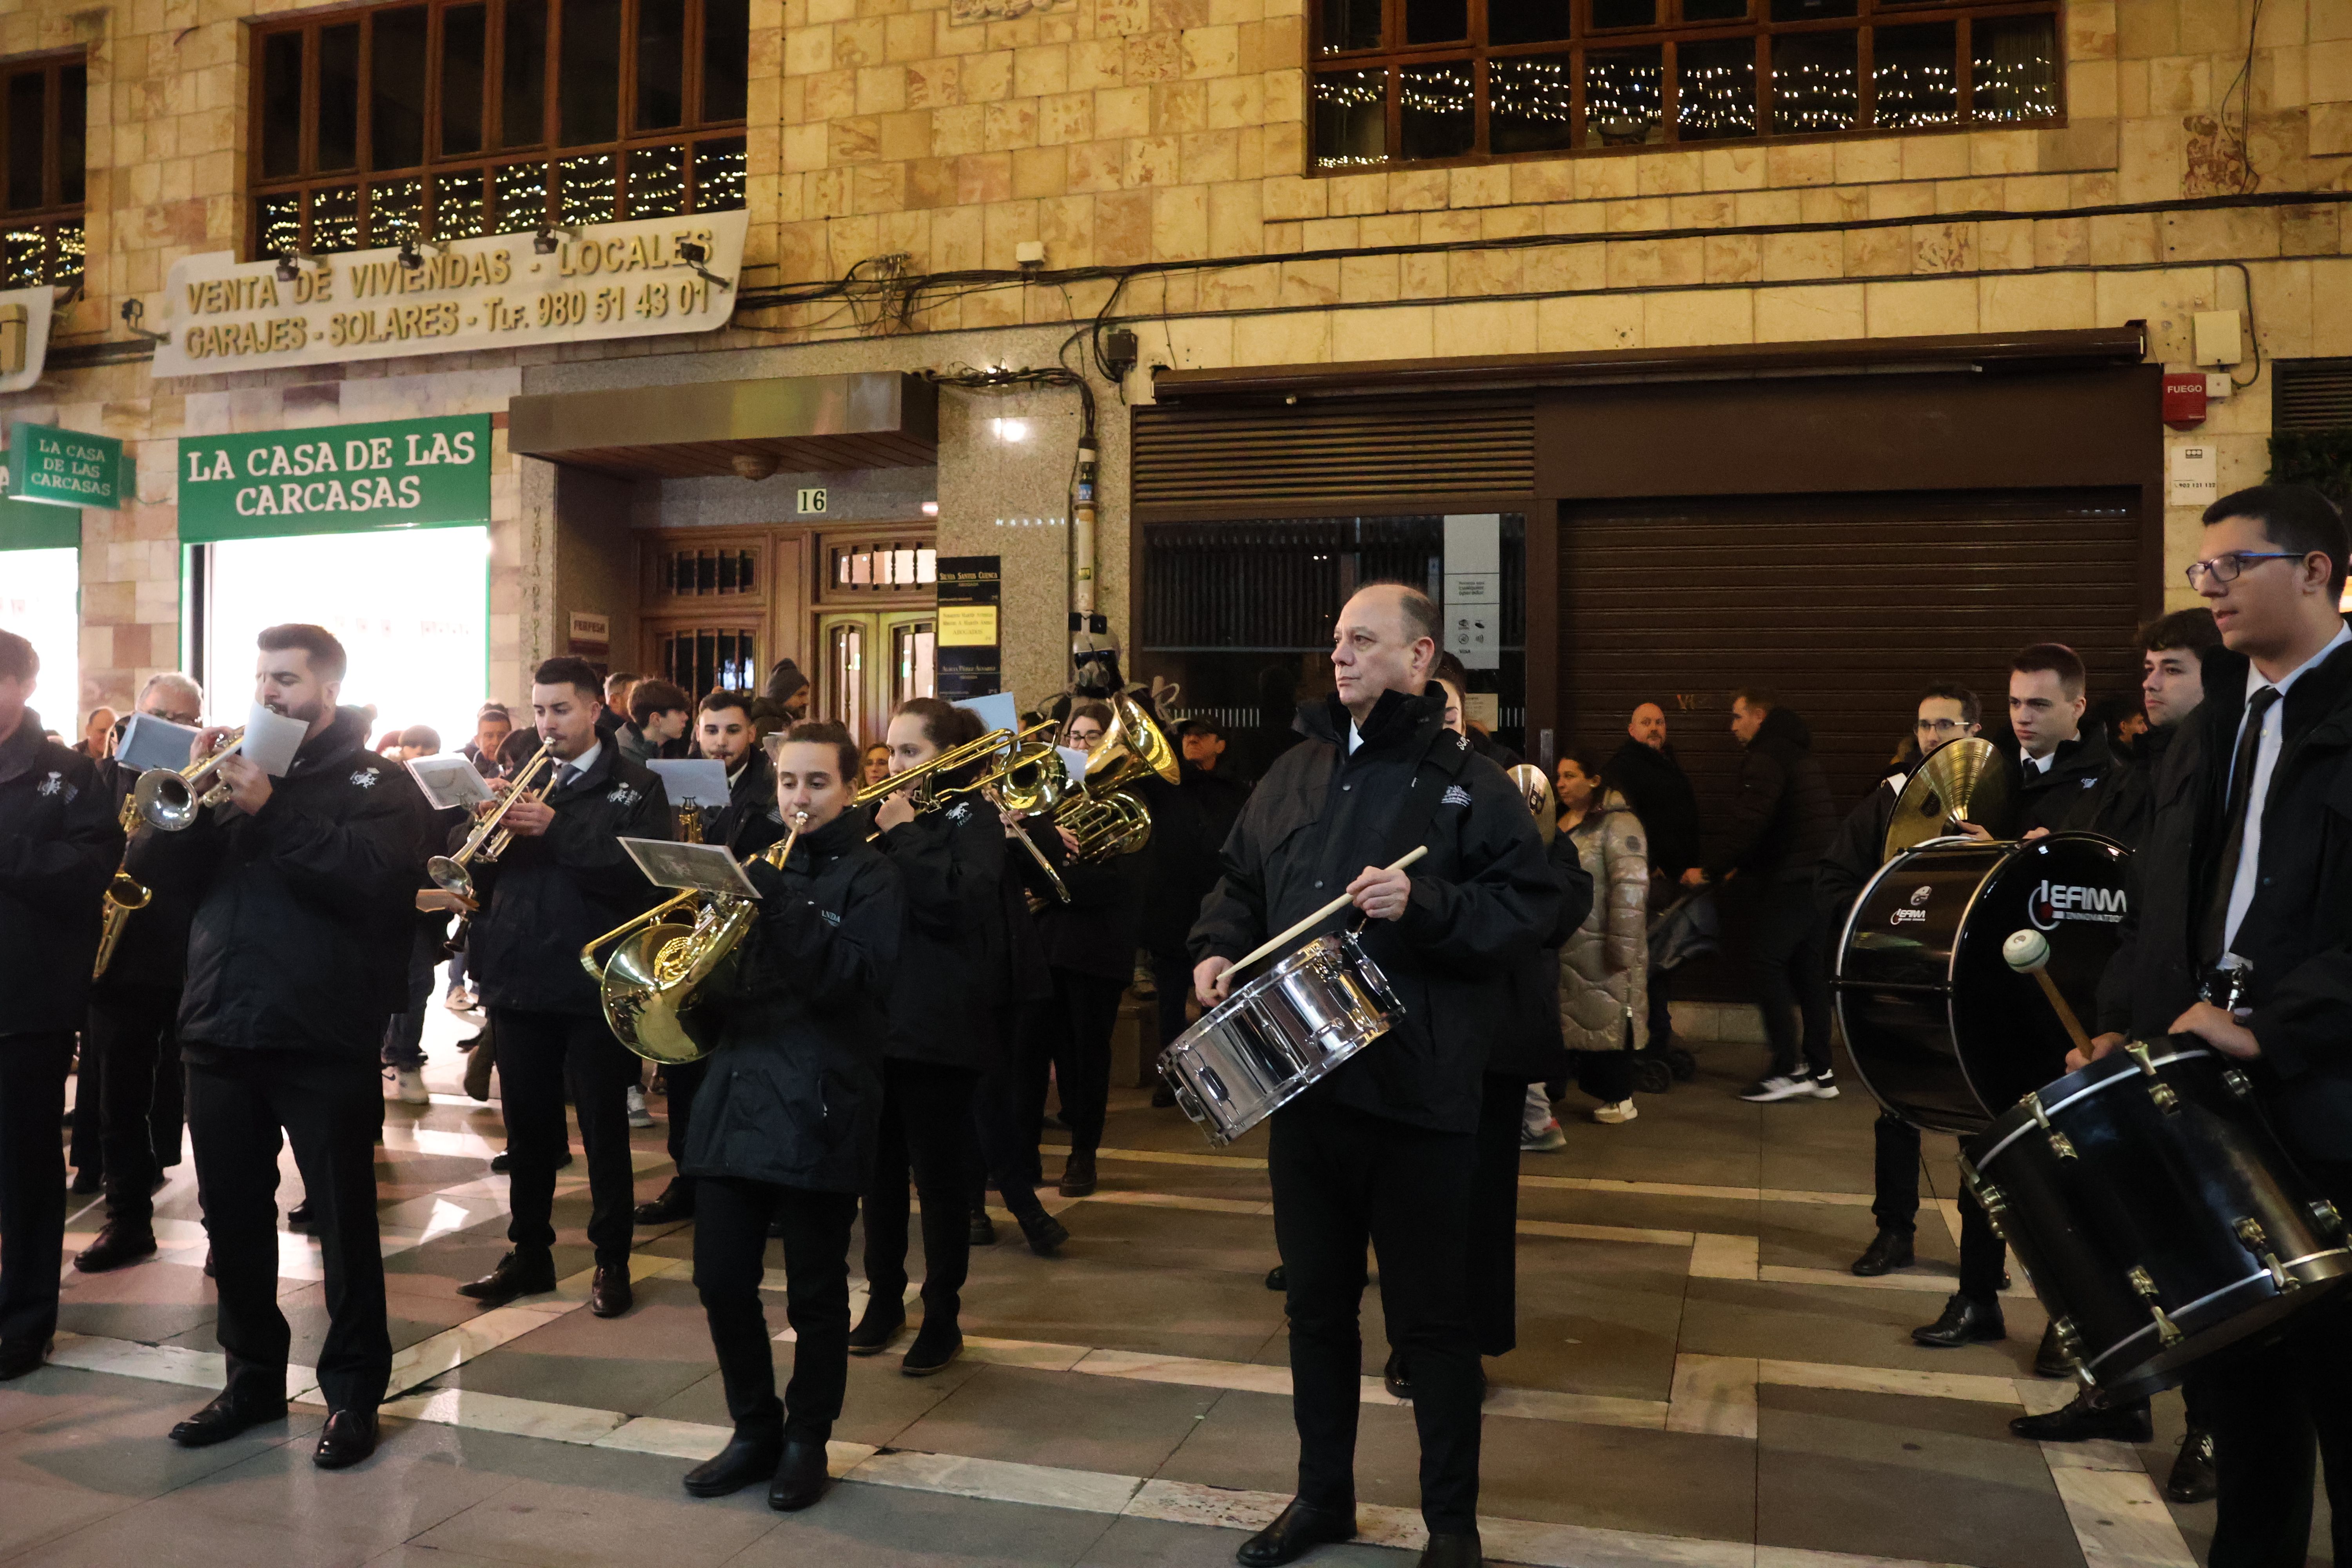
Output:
(1131, 397), (1535, 516)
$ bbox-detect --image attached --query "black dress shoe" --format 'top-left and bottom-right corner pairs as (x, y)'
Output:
(633, 1180), (695, 1225)
(1265, 1264), (1287, 1292)
(1236, 1499), (1357, 1566)
(1384, 1349), (1412, 1401)
(1913, 1292), (2005, 1347)
(768, 1437), (831, 1511)
(74, 1223), (159, 1273)
(1151, 1082), (1178, 1109)
(590, 1263), (633, 1318)
(1058, 1151), (1097, 1198)
(683, 1432), (782, 1497)
(847, 1301), (906, 1355)
(286, 1199), (314, 1230)
(0, 1339), (51, 1381)
(313, 1408), (379, 1469)
(902, 1322), (963, 1377)
(488, 1150), (571, 1174)
(70, 1167), (101, 1194)
(2009, 1391), (2152, 1443)
(2167, 1427), (2217, 1503)
(169, 1389), (290, 1447)
(457, 1249), (557, 1302)
(2033, 1322), (2077, 1379)
(1419, 1532), (1483, 1568)
(1018, 1208), (1069, 1258)
(1850, 1228), (1915, 1277)
(969, 1210), (998, 1247)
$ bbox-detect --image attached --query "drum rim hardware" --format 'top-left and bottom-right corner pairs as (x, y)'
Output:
(1972, 1044), (2211, 1168)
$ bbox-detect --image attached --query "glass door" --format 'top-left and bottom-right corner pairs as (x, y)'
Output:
(818, 611), (936, 743)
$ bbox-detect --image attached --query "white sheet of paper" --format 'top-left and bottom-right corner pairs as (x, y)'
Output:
(116, 714), (201, 773)
(1056, 745), (1092, 784)
(953, 691), (1020, 738)
(646, 758), (731, 810)
(240, 704), (310, 777)
(407, 755), (495, 811)
(620, 837), (762, 897)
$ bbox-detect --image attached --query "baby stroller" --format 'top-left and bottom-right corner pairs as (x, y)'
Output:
(1630, 889), (1712, 1094)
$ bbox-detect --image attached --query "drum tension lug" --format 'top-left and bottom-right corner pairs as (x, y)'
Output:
(2234, 1218), (2297, 1290)
(2125, 1043), (2181, 1113)
(2223, 1068), (2256, 1101)
(2024, 1093), (2077, 1159)
(2051, 1315), (2083, 1361)
(2312, 1199), (2347, 1240)
(2127, 1265), (2185, 1347)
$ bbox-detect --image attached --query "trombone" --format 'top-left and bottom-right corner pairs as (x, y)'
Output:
(428, 738), (558, 900)
(850, 720), (1071, 904)
(133, 726), (248, 831)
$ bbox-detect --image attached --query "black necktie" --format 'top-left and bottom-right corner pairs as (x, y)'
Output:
(2200, 685), (2280, 962)
(555, 764), (579, 792)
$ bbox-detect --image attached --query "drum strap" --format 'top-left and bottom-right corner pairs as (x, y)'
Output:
(1376, 730), (1475, 873)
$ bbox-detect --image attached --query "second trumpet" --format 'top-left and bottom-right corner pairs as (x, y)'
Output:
(428, 739), (557, 900)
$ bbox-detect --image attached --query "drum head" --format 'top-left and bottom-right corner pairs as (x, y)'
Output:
(1951, 833), (2129, 1118)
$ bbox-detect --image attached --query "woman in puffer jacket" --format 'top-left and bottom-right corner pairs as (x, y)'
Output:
(1555, 747), (1649, 1125)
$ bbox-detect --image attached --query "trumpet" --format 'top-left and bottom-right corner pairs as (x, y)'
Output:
(93, 795), (151, 979)
(133, 727), (248, 831)
(428, 739), (558, 900)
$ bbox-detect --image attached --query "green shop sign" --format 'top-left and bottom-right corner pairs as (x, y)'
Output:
(9, 421), (125, 510)
(0, 494), (80, 549)
(177, 414), (492, 542)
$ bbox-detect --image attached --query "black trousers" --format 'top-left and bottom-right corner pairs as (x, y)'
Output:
(490, 1007), (638, 1267)
(1750, 876), (1831, 1079)
(1468, 1073), (1526, 1358)
(1571, 1049), (1635, 1104)
(1270, 1093), (1481, 1535)
(187, 1049), (390, 1412)
(695, 1174), (859, 1445)
(2200, 1159), (2352, 1568)
(863, 1058), (977, 1327)
(1871, 1113), (2005, 1301)
(88, 987), (185, 1226)
(1021, 968), (1125, 1160)
(968, 1004), (1048, 1218)
(0, 1032), (73, 1354)
(1150, 949), (1193, 1055)
(663, 1058), (708, 1172)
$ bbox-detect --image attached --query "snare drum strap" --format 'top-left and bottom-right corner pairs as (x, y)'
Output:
(1376, 729), (1476, 881)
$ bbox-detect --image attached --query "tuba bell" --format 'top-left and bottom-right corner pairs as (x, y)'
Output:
(1049, 689), (1179, 862)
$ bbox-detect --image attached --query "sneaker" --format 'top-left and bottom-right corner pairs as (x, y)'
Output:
(1808, 1069), (1840, 1100)
(1592, 1099), (1639, 1125)
(390, 1065), (429, 1105)
(1518, 1121), (1566, 1152)
(443, 987), (477, 1012)
(625, 1086), (655, 1129)
(1740, 1073), (1819, 1103)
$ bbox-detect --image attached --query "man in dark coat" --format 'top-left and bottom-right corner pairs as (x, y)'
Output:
(1697, 690), (1837, 1102)
(2071, 488), (2352, 1567)
(1604, 702), (1700, 1049)
(2007, 643), (2118, 835)
(459, 656), (673, 1319)
(0, 627), (122, 1381)
(1191, 583), (1558, 1568)
(1141, 717), (1251, 1091)
(127, 624), (423, 1467)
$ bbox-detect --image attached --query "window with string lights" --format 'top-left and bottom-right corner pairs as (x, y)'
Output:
(0, 52), (85, 287)
(1311, 0), (2061, 171)
(249, 0), (748, 261)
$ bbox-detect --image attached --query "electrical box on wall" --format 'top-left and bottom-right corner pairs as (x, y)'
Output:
(2193, 311), (2244, 367)
(2163, 370), (2209, 429)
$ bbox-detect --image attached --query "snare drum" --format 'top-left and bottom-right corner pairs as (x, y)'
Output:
(1158, 932), (1401, 1146)
(1966, 1042), (2352, 1402)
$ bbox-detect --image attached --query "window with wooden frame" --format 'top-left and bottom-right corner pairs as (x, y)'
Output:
(0, 52), (86, 286)
(1310, 0), (2060, 171)
(249, 0), (748, 260)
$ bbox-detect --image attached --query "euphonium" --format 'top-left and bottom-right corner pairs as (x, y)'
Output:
(133, 727), (248, 831)
(428, 739), (558, 900)
(92, 795), (151, 979)
(1049, 689), (1178, 862)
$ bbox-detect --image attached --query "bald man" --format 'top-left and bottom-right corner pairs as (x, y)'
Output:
(1603, 702), (1701, 1050)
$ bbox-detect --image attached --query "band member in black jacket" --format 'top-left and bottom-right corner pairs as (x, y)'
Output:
(73, 672), (205, 1274)
(1191, 584), (1558, 1568)
(2007, 644), (2118, 834)
(679, 721), (902, 1514)
(2074, 487), (2352, 1568)
(126, 624), (421, 1466)
(460, 657), (673, 1319)
(636, 690), (779, 1228)
(0, 629), (121, 1380)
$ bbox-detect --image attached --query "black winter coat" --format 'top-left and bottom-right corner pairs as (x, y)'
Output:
(1604, 740), (1702, 880)
(1190, 689), (1561, 1134)
(0, 714), (120, 1033)
(126, 706), (421, 1056)
(2095, 640), (2352, 1160)
(1815, 779), (1897, 928)
(89, 757), (197, 995)
(1489, 823), (1595, 1080)
(1036, 839), (1147, 983)
(2016, 728), (2117, 836)
(1138, 761), (1251, 957)
(2088, 722), (2172, 850)
(682, 813), (902, 1193)
(709, 749), (786, 857)
(1707, 706), (1834, 883)
(466, 742), (675, 1016)
(875, 795), (1007, 1069)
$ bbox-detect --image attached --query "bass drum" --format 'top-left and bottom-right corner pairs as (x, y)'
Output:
(1835, 832), (2128, 1135)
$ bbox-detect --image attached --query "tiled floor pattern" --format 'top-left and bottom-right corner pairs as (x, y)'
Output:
(2, 999), (2258, 1567)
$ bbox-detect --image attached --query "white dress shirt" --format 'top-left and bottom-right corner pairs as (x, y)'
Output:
(2222, 621), (2352, 956)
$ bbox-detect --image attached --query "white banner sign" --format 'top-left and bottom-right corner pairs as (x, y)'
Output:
(152, 210), (747, 379)
(1443, 512), (1502, 672)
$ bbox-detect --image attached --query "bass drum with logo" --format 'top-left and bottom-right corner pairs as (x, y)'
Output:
(1834, 832), (2129, 1135)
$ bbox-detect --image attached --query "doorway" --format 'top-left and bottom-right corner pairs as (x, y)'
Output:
(818, 610), (936, 744)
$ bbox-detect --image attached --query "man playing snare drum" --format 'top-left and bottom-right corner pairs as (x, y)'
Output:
(1189, 582), (1558, 1568)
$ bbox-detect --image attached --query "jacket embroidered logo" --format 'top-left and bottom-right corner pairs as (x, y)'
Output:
(349, 770), (377, 788)
(608, 785), (639, 806)
(35, 771), (62, 796)
(1441, 784), (1472, 807)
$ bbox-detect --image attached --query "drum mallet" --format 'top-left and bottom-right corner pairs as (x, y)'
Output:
(2003, 929), (2094, 1057)
(1226, 846), (1430, 978)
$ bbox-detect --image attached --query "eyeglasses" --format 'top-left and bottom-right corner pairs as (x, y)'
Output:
(1913, 719), (1968, 735)
(2186, 551), (2305, 586)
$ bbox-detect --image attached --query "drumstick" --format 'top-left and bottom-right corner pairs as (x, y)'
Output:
(1227, 846), (1430, 978)
(2003, 929), (2093, 1056)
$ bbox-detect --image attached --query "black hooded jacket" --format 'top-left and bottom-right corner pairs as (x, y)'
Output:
(874, 791), (1009, 1070)
(2016, 726), (2118, 836)
(1189, 688), (1560, 1134)
(126, 706), (423, 1057)
(465, 740), (675, 1016)
(0, 713), (121, 1033)
(1707, 705), (1835, 883)
(682, 811), (903, 1193)
(1604, 739), (1702, 880)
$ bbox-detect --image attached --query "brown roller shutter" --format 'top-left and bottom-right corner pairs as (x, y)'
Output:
(2274, 358), (2352, 433)
(1131, 397), (1534, 517)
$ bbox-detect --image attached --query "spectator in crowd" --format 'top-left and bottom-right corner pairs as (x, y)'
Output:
(859, 742), (893, 790)
(619, 680), (691, 767)
(462, 705), (513, 776)
(75, 707), (118, 760)
(750, 659), (813, 742)
(1603, 702), (1701, 1052)
(604, 672), (639, 720)
(1179, 715), (1230, 775)
(385, 725), (456, 1105)
(1553, 748), (1647, 1127)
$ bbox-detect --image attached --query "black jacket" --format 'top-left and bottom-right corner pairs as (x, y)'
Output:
(1190, 689), (1560, 1134)
(875, 795), (1008, 1069)
(1491, 825), (1595, 1080)
(2095, 640), (2352, 1159)
(1036, 838), (1148, 983)
(1708, 706), (1835, 883)
(126, 706), (422, 1057)
(682, 812), (902, 1193)
(1139, 761), (1252, 957)
(709, 749), (786, 858)
(466, 742), (675, 1016)
(1604, 740), (1702, 880)
(89, 756), (196, 996)
(2016, 728), (2117, 836)
(1814, 777), (1898, 929)
(2085, 721), (2173, 850)
(0, 713), (121, 1033)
